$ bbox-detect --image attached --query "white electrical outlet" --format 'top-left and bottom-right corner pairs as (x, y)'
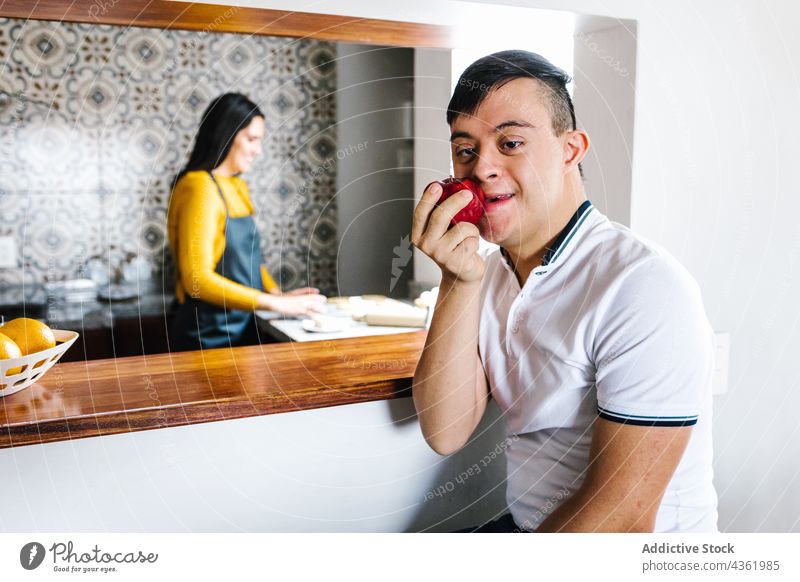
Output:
(0, 236), (18, 268)
(712, 332), (730, 395)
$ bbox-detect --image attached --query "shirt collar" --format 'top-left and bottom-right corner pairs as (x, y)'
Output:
(499, 200), (595, 270)
(541, 200), (594, 266)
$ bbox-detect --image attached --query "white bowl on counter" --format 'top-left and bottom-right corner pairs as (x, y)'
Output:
(0, 330), (79, 397)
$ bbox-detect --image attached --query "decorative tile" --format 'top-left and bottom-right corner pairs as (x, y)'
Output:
(307, 253), (337, 295)
(128, 82), (164, 117)
(297, 160), (337, 208)
(74, 24), (120, 69)
(303, 87), (336, 125)
(0, 169), (29, 226)
(138, 205), (167, 256)
(23, 77), (65, 116)
(83, 192), (135, 274)
(0, 93), (28, 159)
(164, 30), (209, 77)
(0, 18), (11, 62)
(0, 65), (24, 112)
(20, 193), (101, 278)
(137, 175), (172, 209)
(115, 28), (173, 81)
(99, 117), (177, 190)
(264, 249), (308, 291)
(264, 82), (304, 122)
(163, 71), (215, 131)
(13, 111), (99, 192)
(208, 33), (265, 86)
(263, 162), (306, 209)
(101, 195), (167, 275)
(297, 42), (336, 88)
(9, 20), (80, 79)
(294, 121), (337, 167)
(0, 18), (338, 290)
(63, 65), (126, 125)
(264, 40), (300, 77)
(266, 131), (304, 165)
(308, 214), (337, 255)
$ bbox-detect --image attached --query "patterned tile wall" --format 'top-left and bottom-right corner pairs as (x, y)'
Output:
(0, 18), (338, 294)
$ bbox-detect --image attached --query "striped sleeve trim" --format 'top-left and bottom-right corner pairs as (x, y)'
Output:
(598, 407), (698, 427)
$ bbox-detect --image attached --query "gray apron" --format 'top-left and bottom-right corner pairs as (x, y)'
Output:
(171, 172), (264, 351)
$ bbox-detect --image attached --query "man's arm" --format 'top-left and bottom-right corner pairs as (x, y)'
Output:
(413, 278), (489, 455)
(536, 418), (692, 532)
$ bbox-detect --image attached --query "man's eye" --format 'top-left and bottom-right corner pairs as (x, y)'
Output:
(456, 147), (476, 159)
(502, 140), (523, 151)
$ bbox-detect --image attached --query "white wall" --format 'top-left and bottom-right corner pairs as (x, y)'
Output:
(0, 398), (508, 532)
(412, 48), (453, 289)
(135, 0), (800, 532)
(573, 16), (637, 225)
(335, 44), (415, 298)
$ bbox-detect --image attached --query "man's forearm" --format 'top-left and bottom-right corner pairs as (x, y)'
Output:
(413, 277), (485, 455)
(535, 487), (656, 533)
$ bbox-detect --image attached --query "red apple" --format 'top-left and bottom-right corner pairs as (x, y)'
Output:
(434, 177), (486, 226)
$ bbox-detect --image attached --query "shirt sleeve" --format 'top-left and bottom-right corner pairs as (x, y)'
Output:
(593, 256), (714, 427)
(261, 265), (279, 292)
(175, 175), (263, 311)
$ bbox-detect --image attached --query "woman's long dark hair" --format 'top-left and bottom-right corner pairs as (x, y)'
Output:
(174, 92), (264, 188)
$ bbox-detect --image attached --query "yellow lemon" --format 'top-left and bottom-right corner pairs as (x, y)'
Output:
(0, 318), (56, 362)
(0, 331), (23, 376)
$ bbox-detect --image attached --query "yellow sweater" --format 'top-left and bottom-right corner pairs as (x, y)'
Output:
(167, 171), (278, 311)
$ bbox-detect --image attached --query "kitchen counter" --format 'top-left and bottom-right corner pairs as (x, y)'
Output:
(0, 283), (174, 330)
(0, 331), (426, 449)
(46, 291), (174, 330)
(1, 283), (178, 361)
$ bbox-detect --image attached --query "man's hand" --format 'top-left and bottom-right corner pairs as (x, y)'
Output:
(412, 181), (485, 284)
(536, 418), (692, 532)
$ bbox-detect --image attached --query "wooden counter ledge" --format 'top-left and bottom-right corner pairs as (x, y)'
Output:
(0, 331), (427, 449)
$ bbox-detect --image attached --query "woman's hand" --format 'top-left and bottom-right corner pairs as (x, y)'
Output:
(258, 292), (327, 317)
(284, 287), (320, 296)
(267, 287), (320, 296)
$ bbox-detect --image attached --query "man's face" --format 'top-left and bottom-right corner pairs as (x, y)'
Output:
(449, 78), (572, 248)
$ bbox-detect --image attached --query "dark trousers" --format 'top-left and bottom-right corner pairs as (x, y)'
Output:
(455, 513), (522, 533)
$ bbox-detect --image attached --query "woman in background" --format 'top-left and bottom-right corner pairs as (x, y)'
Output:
(168, 93), (326, 351)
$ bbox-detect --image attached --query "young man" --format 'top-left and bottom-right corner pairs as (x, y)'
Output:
(411, 50), (717, 533)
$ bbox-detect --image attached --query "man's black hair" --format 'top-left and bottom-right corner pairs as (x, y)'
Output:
(447, 50), (577, 136)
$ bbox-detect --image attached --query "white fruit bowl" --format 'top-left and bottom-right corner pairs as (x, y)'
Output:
(0, 330), (79, 397)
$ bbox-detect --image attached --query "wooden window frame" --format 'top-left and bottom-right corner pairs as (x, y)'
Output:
(0, 0), (454, 48)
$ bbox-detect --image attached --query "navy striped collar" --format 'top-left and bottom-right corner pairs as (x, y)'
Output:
(541, 200), (593, 266)
(498, 200), (594, 271)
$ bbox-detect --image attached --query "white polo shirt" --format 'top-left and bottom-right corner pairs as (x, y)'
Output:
(477, 201), (718, 532)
